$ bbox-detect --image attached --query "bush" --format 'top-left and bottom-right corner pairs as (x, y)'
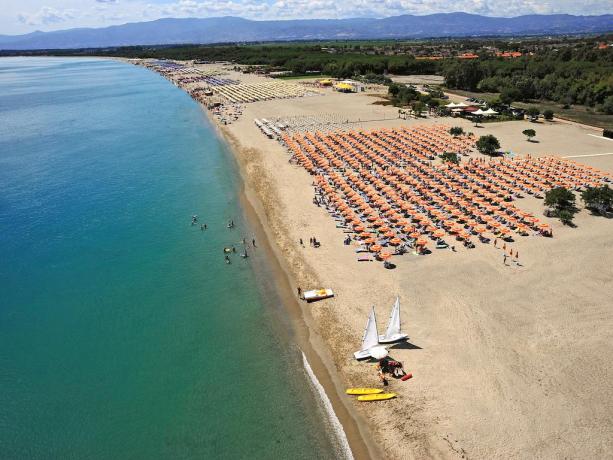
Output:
(601, 96), (613, 115)
(604, 129), (613, 139)
(558, 209), (574, 226)
(476, 135), (500, 156)
(522, 129), (536, 141)
(440, 152), (460, 164)
(449, 126), (464, 136)
(543, 109), (554, 120)
(545, 187), (576, 210)
(581, 185), (613, 215)
(526, 106), (540, 119)
(545, 187), (578, 224)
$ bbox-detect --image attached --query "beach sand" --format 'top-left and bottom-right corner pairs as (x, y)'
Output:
(152, 63), (613, 459)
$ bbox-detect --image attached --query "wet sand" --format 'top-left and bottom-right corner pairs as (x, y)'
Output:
(219, 125), (382, 460)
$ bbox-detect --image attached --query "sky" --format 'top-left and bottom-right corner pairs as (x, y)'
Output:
(1, 0), (612, 35)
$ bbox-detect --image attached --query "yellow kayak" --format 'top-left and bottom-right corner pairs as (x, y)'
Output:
(345, 388), (383, 395)
(357, 393), (397, 402)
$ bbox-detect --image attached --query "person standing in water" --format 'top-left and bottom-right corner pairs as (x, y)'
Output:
(252, 238), (256, 248)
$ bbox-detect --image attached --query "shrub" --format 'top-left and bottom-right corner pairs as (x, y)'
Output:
(602, 96), (613, 115)
(526, 106), (540, 119)
(604, 129), (613, 139)
(440, 152), (460, 164)
(558, 209), (574, 226)
(581, 185), (613, 215)
(476, 135), (500, 156)
(522, 129), (536, 141)
(543, 109), (554, 120)
(449, 126), (464, 136)
(545, 187), (578, 224)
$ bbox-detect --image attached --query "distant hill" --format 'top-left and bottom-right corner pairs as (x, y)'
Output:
(1, 13), (612, 50)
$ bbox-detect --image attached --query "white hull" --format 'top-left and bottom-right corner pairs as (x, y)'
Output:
(304, 288), (334, 302)
(378, 333), (409, 344)
(353, 349), (374, 360)
(354, 306), (379, 360)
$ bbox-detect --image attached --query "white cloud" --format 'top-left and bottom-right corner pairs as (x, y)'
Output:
(17, 6), (77, 26)
(3, 0), (612, 35)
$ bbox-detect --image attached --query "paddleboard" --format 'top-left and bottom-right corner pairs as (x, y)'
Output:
(401, 373), (413, 381)
(357, 393), (397, 402)
(345, 388), (384, 395)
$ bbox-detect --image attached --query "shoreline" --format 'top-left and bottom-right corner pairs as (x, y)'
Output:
(214, 115), (382, 460)
(120, 58), (613, 459)
(109, 56), (381, 458)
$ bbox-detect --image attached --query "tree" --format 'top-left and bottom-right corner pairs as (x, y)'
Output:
(411, 101), (426, 116)
(545, 187), (578, 225)
(526, 106), (540, 120)
(522, 129), (536, 141)
(543, 109), (554, 120)
(558, 210), (574, 226)
(449, 126), (464, 137)
(602, 96), (613, 115)
(440, 152), (460, 164)
(500, 87), (522, 106)
(476, 135), (500, 156)
(581, 185), (613, 215)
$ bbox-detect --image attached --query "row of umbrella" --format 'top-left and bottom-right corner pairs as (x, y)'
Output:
(280, 125), (611, 262)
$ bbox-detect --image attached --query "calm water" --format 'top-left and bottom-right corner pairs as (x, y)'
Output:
(0, 57), (341, 459)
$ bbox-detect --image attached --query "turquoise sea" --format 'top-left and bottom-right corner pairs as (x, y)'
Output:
(0, 57), (345, 459)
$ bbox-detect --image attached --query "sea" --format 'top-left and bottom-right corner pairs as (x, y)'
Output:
(0, 57), (349, 459)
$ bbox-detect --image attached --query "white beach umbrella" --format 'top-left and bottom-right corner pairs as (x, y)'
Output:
(484, 108), (498, 115)
(370, 346), (389, 360)
(445, 102), (458, 108)
(473, 109), (485, 115)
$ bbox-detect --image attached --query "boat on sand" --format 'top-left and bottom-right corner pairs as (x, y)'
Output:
(378, 296), (409, 344)
(353, 307), (380, 360)
(303, 288), (334, 302)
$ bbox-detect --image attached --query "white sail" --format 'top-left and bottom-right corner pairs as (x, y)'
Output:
(383, 297), (401, 339)
(361, 307), (379, 351)
(379, 296), (408, 344)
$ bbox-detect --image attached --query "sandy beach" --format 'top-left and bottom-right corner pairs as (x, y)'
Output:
(141, 61), (613, 459)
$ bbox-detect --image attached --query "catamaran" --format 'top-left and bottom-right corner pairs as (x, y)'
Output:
(378, 296), (409, 344)
(354, 307), (380, 360)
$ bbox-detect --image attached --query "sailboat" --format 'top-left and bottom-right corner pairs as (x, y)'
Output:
(354, 307), (380, 360)
(378, 296), (409, 344)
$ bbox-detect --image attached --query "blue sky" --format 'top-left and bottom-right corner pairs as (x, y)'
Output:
(2, 0), (612, 35)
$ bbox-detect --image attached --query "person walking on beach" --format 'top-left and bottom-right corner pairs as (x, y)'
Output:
(503, 254), (507, 265)
(494, 238), (497, 248)
(297, 287), (302, 299)
(300, 238), (304, 247)
(252, 238), (256, 248)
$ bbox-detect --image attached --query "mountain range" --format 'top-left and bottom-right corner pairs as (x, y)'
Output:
(1, 13), (612, 50)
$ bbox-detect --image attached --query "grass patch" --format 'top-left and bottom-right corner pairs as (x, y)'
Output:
(445, 88), (613, 129)
(514, 101), (613, 130)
